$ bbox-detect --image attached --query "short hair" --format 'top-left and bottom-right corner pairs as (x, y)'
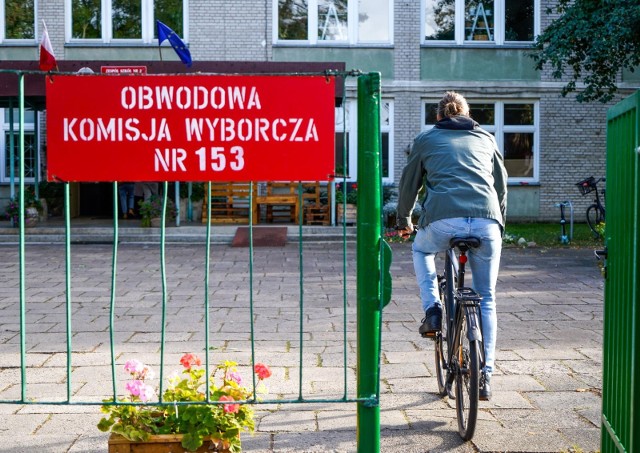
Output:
(437, 91), (470, 118)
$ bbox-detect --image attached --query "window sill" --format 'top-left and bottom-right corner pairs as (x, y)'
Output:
(0, 41), (37, 47)
(421, 42), (534, 49)
(65, 42), (182, 48)
(273, 42), (393, 49)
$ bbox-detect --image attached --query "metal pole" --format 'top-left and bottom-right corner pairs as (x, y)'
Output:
(18, 73), (26, 401)
(9, 99), (15, 202)
(356, 72), (382, 452)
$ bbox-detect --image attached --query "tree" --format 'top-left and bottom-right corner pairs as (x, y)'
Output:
(5, 0), (34, 39)
(530, 0), (640, 103)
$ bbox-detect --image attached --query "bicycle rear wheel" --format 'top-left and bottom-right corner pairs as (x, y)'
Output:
(586, 204), (604, 238)
(455, 318), (480, 441)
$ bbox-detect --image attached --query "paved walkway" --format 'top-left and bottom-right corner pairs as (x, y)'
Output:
(0, 240), (603, 452)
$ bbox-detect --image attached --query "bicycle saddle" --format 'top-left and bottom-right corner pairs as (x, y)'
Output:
(450, 236), (481, 250)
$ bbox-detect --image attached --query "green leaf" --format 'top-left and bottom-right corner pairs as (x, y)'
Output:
(182, 432), (204, 452)
(96, 417), (114, 432)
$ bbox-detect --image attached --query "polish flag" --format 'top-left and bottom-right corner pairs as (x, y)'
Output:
(39, 21), (57, 72)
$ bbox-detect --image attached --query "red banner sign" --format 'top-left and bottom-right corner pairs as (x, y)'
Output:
(46, 75), (335, 182)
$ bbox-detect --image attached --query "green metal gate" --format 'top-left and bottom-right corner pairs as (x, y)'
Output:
(601, 90), (640, 453)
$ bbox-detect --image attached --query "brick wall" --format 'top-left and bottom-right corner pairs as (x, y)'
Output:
(39, 0), (65, 60)
(190, 0), (270, 61)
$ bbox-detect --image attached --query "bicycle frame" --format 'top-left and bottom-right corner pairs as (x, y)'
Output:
(442, 246), (485, 382)
(592, 185), (605, 213)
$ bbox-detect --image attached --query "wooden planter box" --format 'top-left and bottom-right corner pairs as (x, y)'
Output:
(108, 434), (231, 453)
(337, 203), (357, 225)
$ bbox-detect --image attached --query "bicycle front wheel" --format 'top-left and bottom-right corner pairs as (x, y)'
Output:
(455, 320), (480, 441)
(586, 204), (604, 238)
(435, 276), (449, 396)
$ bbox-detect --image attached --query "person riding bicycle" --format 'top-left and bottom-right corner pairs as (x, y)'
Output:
(396, 91), (508, 401)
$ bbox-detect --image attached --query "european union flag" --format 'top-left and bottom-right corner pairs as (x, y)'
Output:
(157, 20), (192, 67)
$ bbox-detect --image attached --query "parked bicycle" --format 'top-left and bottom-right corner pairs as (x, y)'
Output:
(431, 236), (485, 441)
(576, 176), (605, 238)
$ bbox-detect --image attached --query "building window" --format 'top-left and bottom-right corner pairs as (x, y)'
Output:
(337, 100), (393, 182)
(423, 0), (538, 45)
(276, 0), (392, 45)
(1, 108), (38, 183)
(423, 100), (538, 183)
(1, 0), (36, 41)
(67, 0), (186, 42)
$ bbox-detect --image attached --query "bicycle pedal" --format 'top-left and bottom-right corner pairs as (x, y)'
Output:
(421, 331), (437, 339)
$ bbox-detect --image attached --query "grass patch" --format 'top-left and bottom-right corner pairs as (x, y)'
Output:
(505, 222), (603, 248)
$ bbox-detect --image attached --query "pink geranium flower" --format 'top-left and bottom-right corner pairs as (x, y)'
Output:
(124, 359), (145, 375)
(219, 395), (240, 414)
(226, 371), (243, 385)
(254, 363), (272, 380)
(126, 380), (155, 402)
(180, 353), (202, 369)
(124, 360), (154, 380)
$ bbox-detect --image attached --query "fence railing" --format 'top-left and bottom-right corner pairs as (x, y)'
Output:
(0, 70), (389, 452)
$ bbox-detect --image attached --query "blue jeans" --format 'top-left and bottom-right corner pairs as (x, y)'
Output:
(118, 183), (135, 215)
(412, 217), (502, 376)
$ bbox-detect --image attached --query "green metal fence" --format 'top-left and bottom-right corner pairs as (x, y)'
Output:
(0, 70), (390, 452)
(601, 90), (640, 453)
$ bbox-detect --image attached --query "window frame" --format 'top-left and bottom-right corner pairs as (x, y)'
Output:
(65, 0), (189, 44)
(1, 108), (39, 183)
(337, 98), (394, 184)
(273, 0), (394, 46)
(421, 99), (539, 184)
(0, 0), (38, 43)
(421, 0), (540, 46)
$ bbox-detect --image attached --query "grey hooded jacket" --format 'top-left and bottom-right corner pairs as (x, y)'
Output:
(396, 116), (508, 231)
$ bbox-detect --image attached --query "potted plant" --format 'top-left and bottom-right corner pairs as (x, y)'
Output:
(38, 181), (64, 219)
(138, 195), (177, 227)
(3, 186), (43, 227)
(98, 353), (272, 452)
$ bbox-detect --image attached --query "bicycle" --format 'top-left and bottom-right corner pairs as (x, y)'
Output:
(431, 236), (485, 441)
(576, 176), (605, 238)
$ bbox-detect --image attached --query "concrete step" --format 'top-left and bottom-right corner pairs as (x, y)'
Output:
(0, 224), (356, 244)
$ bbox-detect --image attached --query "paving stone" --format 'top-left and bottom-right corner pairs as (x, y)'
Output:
(511, 348), (586, 361)
(0, 434), (79, 452)
(473, 420), (572, 452)
(0, 412), (48, 435)
(36, 413), (104, 436)
(490, 374), (545, 392)
(258, 409), (317, 432)
(558, 427), (601, 453)
(526, 390), (601, 412)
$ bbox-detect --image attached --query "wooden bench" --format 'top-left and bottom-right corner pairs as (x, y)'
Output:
(255, 182), (299, 223)
(201, 182), (258, 224)
(255, 182), (330, 225)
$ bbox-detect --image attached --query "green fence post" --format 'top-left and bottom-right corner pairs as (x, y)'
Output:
(356, 72), (382, 452)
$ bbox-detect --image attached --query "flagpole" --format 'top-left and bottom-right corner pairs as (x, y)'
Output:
(156, 20), (163, 62)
